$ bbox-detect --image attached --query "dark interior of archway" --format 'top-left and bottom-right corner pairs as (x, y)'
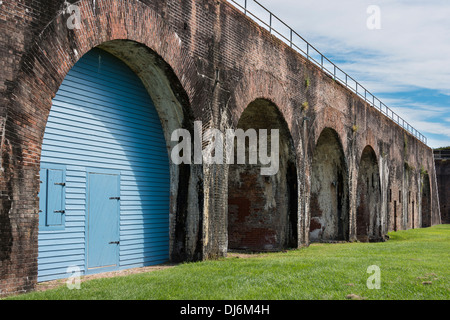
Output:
(227, 99), (297, 252)
(421, 173), (432, 228)
(356, 147), (381, 242)
(310, 128), (349, 242)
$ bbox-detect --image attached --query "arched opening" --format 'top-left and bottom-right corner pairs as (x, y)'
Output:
(356, 146), (381, 242)
(38, 42), (196, 282)
(421, 172), (432, 228)
(97, 41), (201, 263)
(310, 128), (349, 242)
(405, 171), (418, 230)
(227, 99), (298, 251)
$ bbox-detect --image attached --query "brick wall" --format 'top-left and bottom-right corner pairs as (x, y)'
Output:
(0, 0), (441, 295)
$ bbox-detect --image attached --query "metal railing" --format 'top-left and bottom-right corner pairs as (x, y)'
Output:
(227, 0), (428, 145)
(434, 149), (450, 160)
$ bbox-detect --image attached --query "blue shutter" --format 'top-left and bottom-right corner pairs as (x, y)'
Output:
(39, 165), (66, 230)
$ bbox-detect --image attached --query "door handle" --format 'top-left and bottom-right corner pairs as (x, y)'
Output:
(109, 241), (120, 245)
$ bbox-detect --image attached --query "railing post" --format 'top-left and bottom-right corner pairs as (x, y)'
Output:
(244, 0), (247, 15)
(290, 29), (293, 47)
(269, 12), (272, 33)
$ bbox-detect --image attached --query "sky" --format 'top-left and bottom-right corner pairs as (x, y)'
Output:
(232, 0), (450, 148)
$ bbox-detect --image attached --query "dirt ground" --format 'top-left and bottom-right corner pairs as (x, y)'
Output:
(36, 263), (177, 292)
(36, 252), (265, 292)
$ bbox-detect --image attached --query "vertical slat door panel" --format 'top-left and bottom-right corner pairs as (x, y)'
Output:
(87, 172), (120, 269)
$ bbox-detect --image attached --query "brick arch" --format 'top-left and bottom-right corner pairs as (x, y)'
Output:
(4, 0), (202, 162)
(309, 108), (349, 158)
(227, 70), (295, 135)
(310, 126), (348, 167)
(7, 0), (199, 118)
(355, 124), (381, 162)
(1, 0), (202, 295)
(226, 70), (303, 249)
(226, 69), (301, 249)
(357, 142), (380, 164)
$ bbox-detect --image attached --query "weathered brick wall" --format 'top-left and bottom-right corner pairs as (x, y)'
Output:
(0, 0), (441, 295)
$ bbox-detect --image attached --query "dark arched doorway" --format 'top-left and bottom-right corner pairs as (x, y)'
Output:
(356, 146), (381, 242)
(309, 128), (349, 242)
(421, 172), (432, 228)
(227, 99), (298, 251)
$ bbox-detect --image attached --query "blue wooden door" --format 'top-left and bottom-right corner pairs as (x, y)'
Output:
(87, 171), (120, 270)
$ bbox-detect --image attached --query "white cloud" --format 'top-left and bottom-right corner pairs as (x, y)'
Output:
(425, 137), (450, 149)
(387, 103), (450, 148)
(237, 0), (450, 146)
(248, 0), (450, 95)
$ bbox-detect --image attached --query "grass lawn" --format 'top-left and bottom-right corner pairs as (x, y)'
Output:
(6, 225), (450, 300)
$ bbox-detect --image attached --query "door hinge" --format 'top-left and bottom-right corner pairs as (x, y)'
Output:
(54, 182), (66, 186)
(109, 197), (120, 200)
(53, 210), (65, 214)
(109, 241), (120, 245)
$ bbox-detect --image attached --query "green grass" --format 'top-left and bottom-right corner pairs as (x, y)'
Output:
(7, 225), (450, 300)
